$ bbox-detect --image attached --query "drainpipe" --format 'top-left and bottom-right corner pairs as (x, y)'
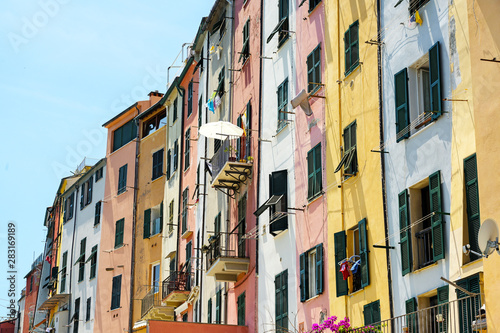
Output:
(128, 106), (141, 333)
(376, 0), (395, 326)
(67, 184), (79, 333)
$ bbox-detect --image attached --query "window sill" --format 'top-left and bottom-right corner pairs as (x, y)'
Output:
(276, 122), (290, 135)
(304, 294), (321, 303)
(93, 224), (100, 229)
(307, 191), (324, 205)
(462, 257), (483, 269)
(184, 165), (191, 174)
(151, 175), (165, 184)
(117, 189), (128, 196)
(110, 307), (122, 312)
(412, 260), (438, 274)
(114, 244), (125, 251)
(89, 277), (96, 282)
(308, 2), (322, 16)
(344, 62), (360, 79)
(348, 287), (365, 297)
(277, 35), (290, 51)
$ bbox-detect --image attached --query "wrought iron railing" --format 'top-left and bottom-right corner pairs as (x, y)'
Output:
(416, 226), (434, 269)
(161, 270), (192, 300)
(205, 231), (249, 270)
(141, 287), (162, 318)
(353, 293), (485, 333)
(211, 136), (253, 179)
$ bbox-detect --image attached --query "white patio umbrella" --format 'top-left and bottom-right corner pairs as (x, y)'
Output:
(198, 121), (244, 140)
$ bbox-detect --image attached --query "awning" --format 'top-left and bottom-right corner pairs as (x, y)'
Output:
(38, 293), (70, 311)
(85, 248), (97, 264)
(73, 253), (85, 266)
(253, 195), (283, 217)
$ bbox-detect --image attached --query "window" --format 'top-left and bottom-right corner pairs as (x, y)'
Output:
(239, 19), (250, 64)
(335, 121), (357, 176)
(152, 264), (160, 293)
(113, 119), (137, 152)
(111, 275), (122, 310)
(395, 42), (442, 141)
(275, 270), (288, 332)
(143, 110), (166, 138)
(167, 149), (172, 179)
(254, 170), (288, 235)
(118, 164), (127, 194)
(299, 244), (324, 301)
(267, 0), (289, 46)
(173, 98), (178, 123)
(80, 176), (93, 210)
(456, 274), (481, 333)
(152, 149), (164, 180)
(307, 45), (321, 93)
(464, 154), (480, 262)
(173, 139), (179, 172)
(207, 298), (212, 323)
(344, 21), (359, 76)
(186, 241), (192, 266)
(181, 188), (188, 234)
(215, 289), (222, 324)
(29, 276), (33, 293)
(95, 167), (103, 181)
(60, 251), (68, 293)
(277, 78), (288, 130)
(188, 81), (193, 117)
(77, 238), (86, 282)
(309, 0), (321, 11)
(86, 297), (91, 322)
(169, 200), (174, 233)
(64, 192), (74, 222)
(94, 201), (101, 226)
(217, 67), (225, 97)
(115, 219), (124, 248)
(400, 170), (444, 275)
(198, 96), (203, 128)
(89, 245), (97, 279)
(219, 12), (226, 41)
(144, 203), (163, 238)
(185, 129), (190, 170)
(214, 139), (221, 154)
(237, 292), (245, 326)
(334, 219), (369, 296)
(182, 313), (188, 322)
(307, 143), (322, 200)
(237, 195), (247, 257)
(363, 300), (381, 326)
(74, 298), (80, 333)
(409, 0), (430, 14)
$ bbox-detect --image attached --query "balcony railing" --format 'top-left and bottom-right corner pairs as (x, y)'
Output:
(162, 270), (192, 300)
(354, 293), (485, 333)
(416, 226), (434, 269)
(206, 231), (248, 268)
(141, 287), (161, 319)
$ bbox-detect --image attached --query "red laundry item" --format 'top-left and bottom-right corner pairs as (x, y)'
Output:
(340, 262), (350, 280)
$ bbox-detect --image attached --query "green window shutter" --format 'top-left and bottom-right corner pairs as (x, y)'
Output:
(315, 144), (322, 195)
(275, 270), (288, 331)
(363, 303), (373, 326)
(399, 189), (412, 275)
(282, 270), (288, 330)
(307, 149), (314, 199)
(371, 300), (381, 323)
(111, 275), (122, 310)
(429, 170), (445, 261)
(115, 219), (124, 248)
(344, 29), (351, 74)
(167, 149), (171, 179)
(358, 218), (369, 287)
(315, 243), (324, 295)
(237, 292), (245, 326)
(456, 274), (481, 333)
(406, 297), (418, 332)
(216, 290), (221, 324)
(207, 298), (212, 323)
(437, 285), (449, 332)
(429, 41), (442, 120)
(299, 252), (307, 302)
(159, 201), (164, 233)
(395, 68), (409, 142)
(334, 231), (348, 296)
(464, 154), (481, 260)
(143, 209), (151, 239)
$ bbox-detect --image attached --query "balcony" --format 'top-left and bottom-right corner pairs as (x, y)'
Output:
(354, 293), (486, 333)
(205, 231), (249, 282)
(140, 287), (174, 321)
(162, 270), (192, 307)
(415, 226), (434, 269)
(211, 137), (253, 197)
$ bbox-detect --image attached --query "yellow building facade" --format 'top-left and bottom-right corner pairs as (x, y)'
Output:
(325, 0), (390, 326)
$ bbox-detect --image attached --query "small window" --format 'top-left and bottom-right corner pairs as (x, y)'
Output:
(309, 0), (321, 12)
(275, 270), (288, 332)
(334, 121), (357, 176)
(237, 292), (245, 326)
(115, 219), (124, 248)
(152, 264), (160, 294)
(74, 298), (80, 333)
(307, 143), (322, 200)
(217, 67), (225, 97)
(277, 78), (288, 130)
(173, 139), (179, 172)
(237, 195), (247, 257)
(89, 245), (97, 279)
(113, 119), (137, 152)
(219, 15), (226, 41)
(95, 167), (104, 181)
(152, 149), (164, 180)
(188, 81), (193, 117)
(185, 129), (191, 170)
(363, 300), (381, 326)
(111, 275), (122, 310)
(215, 289), (222, 324)
(144, 203), (163, 238)
(299, 244), (324, 302)
(214, 139), (221, 154)
(78, 238), (86, 282)
(64, 192), (75, 222)
(60, 252), (68, 293)
(86, 297), (91, 322)
(80, 176), (93, 210)
(118, 164), (128, 194)
(307, 44), (321, 93)
(94, 201), (101, 226)
(464, 154), (480, 262)
(207, 298), (212, 323)
(265, 0), (289, 46)
(181, 188), (189, 234)
(169, 200), (174, 234)
(254, 170), (288, 236)
(239, 19), (250, 64)
(344, 21), (359, 76)
(167, 149), (172, 179)
(182, 313), (188, 322)
(173, 98), (178, 123)
(143, 110), (167, 138)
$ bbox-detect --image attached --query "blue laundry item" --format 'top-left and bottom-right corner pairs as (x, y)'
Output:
(351, 260), (361, 274)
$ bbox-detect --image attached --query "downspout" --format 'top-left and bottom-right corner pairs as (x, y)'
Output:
(128, 106), (140, 333)
(377, 0), (395, 325)
(256, 0), (264, 331)
(67, 184), (79, 333)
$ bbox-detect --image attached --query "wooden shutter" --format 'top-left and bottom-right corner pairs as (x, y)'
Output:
(363, 303), (372, 326)
(344, 29), (351, 73)
(371, 301), (381, 323)
(399, 189), (412, 275)
(87, 176), (93, 204)
(299, 252), (307, 302)
(358, 218), (369, 287)
(237, 292), (245, 325)
(429, 171), (445, 261)
(307, 51), (314, 92)
(334, 231), (348, 296)
(363, 301), (379, 325)
(270, 170), (288, 235)
(406, 297), (418, 332)
(216, 289), (221, 323)
(167, 149), (171, 179)
(207, 298), (212, 323)
(395, 68), (409, 142)
(307, 149), (314, 199)
(429, 42), (442, 120)
(144, 209), (151, 239)
(437, 285), (449, 332)
(315, 243), (324, 295)
(159, 201), (164, 233)
(111, 275), (121, 309)
(464, 154), (481, 260)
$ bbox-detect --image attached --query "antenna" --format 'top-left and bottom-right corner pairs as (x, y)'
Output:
(478, 219), (500, 257)
(290, 89), (313, 116)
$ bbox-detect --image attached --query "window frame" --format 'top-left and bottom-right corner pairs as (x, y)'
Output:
(78, 238), (86, 282)
(187, 81), (193, 118)
(277, 78), (289, 130)
(275, 269), (288, 332)
(112, 119), (137, 152)
(89, 245), (97, 279)
(184, 128), (191, 170)
(299, 244), (324, 302)
(237, 292), (246, 326)
(239, 19), (250, 64)
(152, 149), (164, 180)
(86, 297), (91, 322)
(60, 251), (68, 293)
(118, 164), (128, 195)
(344, 20), (360, 76)
(307, 44), (322, 93)
(115, 218), (124, 248)
(111, 275), (122, 310)
(307, 143), (323, 200)
(309, 0), (322, 12)
(173, 98), (178, 123)
(94, 201), (101, 226)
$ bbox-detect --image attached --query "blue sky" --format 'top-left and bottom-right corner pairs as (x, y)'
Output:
(0, 0), (214, 319)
